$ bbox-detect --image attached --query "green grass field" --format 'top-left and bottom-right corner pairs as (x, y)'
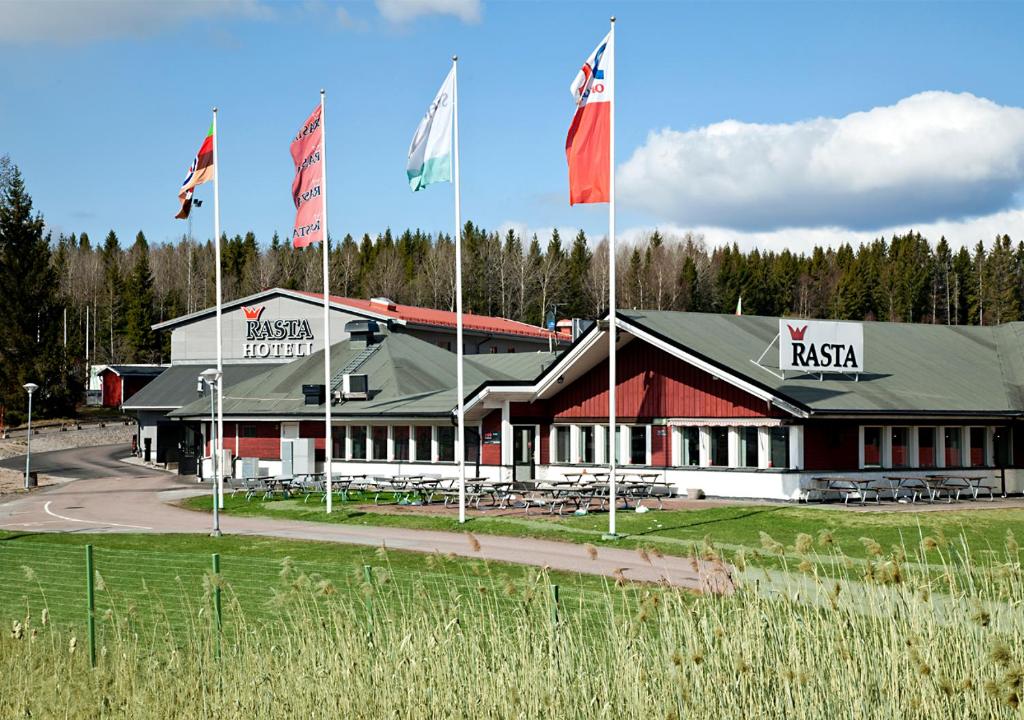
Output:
(3, 524), (1022, 719)
(0, 529), (613, 643)
(182, 493), (1024, 569)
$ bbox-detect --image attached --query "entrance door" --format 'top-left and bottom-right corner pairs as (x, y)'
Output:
(512, 426), (536, 487)
(177, 424), (200, 476)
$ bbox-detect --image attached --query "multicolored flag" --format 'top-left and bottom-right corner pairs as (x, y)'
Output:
(175, 123), (215, 219)
(290, 104), (324, 247)
(407, 67), (455, 192)
(566, 31), (613, 205)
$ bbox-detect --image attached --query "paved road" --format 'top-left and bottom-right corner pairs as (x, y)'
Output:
(0, 444), (163, 480)
(0, 448), (733, 593)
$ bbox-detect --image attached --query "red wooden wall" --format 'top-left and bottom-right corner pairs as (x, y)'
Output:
(101, 372), (122, 408)
(539, 423), (550, 464)
(207, 422), (281, 459)
(651, 425), (670, 466)
(803, 422), (858, 471)
(546, 343), (777, 421)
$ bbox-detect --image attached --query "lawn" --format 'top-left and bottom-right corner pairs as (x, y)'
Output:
(182, 493), (1024, 569)
(3, 522), (1022, 719)
(0, 529), (612, 641)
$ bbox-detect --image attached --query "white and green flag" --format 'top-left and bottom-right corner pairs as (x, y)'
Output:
(407, 67), (455, 191)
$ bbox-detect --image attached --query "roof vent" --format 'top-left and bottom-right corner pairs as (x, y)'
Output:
(370, 297), (397, 311)
(344, 319), (380, 346)
(302, 384), (325, 405)
(342, 373), (369, 400)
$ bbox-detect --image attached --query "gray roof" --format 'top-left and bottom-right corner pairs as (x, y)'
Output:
(104, 365), (166, 378)
(123, 363), (278, 410)
(172, 334), (558, 419)
(620, 310), (1024, 416)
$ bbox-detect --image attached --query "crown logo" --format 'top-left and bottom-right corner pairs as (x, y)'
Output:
(242, 305), (264, 321)
(787, 324), (807, 341)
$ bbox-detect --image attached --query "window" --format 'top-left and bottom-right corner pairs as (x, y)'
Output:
(333, 426), (346, 459)
(863, 427), (882, 467)
(350, 426), (367, 460)
(415, 426), (432, 462)
(679, 427), (699, 466)
(554, 426), (571, 463)
(770, 427), (790, 468)
(393, 426), (410, 462)
(918, 427), (935, 468)
(241, 425), (257, 438)
(710, 427), (729, 467)
(463, 428), (480, 463)
(969, 427), (986, 467)
(739, 427), (759, 468)
(579, 425), (595, 464)
(370, 426), (388, 460)
(944, 427), (962, 467)
(890, 427), (910, 468)
(437, 426), (455, 462)
(629, 426), (648, 465)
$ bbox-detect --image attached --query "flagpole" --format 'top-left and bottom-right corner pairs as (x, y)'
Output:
(212, 106), (225, 512)
(452, 55), (466, 525)
(320, 89), (334, 514)
(605, 17), (619, 539)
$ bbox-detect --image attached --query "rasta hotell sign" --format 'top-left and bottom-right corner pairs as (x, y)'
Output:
(779, 318), (864, 375)
(241, 306), (315, 359)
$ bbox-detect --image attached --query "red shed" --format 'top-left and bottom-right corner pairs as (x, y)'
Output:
(99, 366), (166, 408)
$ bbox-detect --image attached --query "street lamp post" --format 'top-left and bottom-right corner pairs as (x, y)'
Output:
(199, 368), (222, 538)
(23, 383), (38, 490)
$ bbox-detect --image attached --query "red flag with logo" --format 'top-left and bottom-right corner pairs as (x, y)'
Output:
(290, 104), (324, 247)
(566, 31), (612, 205)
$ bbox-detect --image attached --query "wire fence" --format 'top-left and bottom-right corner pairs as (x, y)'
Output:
(0, 540), (653, 665)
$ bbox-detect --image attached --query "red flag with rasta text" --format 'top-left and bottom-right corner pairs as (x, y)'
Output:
(290, 104), (324, 247)
(566, 31), (612, 205)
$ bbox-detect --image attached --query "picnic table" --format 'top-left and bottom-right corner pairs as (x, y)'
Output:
(315, 474), (368, 503)
(438, 477), (515, 509)
(617, 472), (666, 509)
(806, 476), (880, 505)
(528, 480), (602, 515)
(925, 474), (995, 502)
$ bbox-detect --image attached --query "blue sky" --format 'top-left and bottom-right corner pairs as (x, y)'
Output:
(3, 0), (1024, 253)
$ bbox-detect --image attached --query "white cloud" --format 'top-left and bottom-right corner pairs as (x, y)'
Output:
(335, 6), (368, 30)
(0, 0), (273, 44)
(374, 0), (480, 23)
(620, 207), (1024, 256)
(619, 92), (1024, 231)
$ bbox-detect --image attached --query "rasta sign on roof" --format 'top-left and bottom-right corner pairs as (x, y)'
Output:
(779, 318), (864, 374)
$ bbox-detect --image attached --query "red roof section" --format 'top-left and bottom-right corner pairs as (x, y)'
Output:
(298, 292), (561, 341)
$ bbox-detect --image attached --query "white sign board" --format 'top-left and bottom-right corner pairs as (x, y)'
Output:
(779, 319), (863, 374)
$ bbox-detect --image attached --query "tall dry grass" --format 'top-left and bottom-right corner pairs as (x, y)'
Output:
(2, 534), (1023, 719)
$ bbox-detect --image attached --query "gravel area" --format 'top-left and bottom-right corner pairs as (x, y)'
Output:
(0, 423), (134, 461)
(0, 467), (66, 496)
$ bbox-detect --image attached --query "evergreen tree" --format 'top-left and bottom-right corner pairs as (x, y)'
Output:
(678, 255), (698, 311)
(0, 160), (77, 423)
(969, 240), (987, 324)
(123, 231), (159, 362)
(563, 230), (592, 318)
(100, 229), (125, 361)
(984, 234), (1019, 324)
